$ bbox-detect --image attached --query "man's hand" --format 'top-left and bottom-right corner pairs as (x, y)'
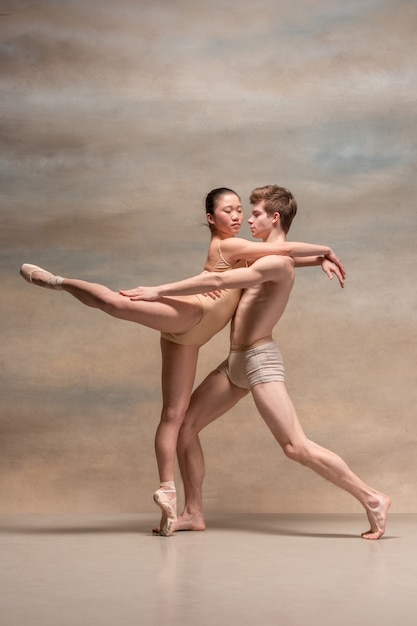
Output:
(202, 290), (222, 300)
(324, 250), (346, 283)
(119, 286), (160, 301)
(321, 258), (345, 288)
(199, 270), (222, 299)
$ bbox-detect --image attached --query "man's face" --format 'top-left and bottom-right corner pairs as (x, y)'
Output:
(247, 201), (274, 240)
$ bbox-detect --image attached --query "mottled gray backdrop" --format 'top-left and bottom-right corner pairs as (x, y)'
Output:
(2, 0), (416, 513)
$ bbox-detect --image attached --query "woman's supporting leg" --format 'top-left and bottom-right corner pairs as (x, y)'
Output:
(152, 338), (200, 536)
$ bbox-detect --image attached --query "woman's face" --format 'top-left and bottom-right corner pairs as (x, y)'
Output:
(208, 193), (243, 236)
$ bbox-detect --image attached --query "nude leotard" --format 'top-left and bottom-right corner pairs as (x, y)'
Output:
(160, 243), (245, 347)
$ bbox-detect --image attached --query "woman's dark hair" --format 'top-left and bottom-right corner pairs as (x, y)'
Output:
(205, 187), (239, 218)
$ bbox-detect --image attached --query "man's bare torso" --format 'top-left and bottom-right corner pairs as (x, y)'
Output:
(230, 256), (295, 349)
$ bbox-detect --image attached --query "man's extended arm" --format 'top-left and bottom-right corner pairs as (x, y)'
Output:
(120, 260), (278, 301)
(294, 256), (345, 287)
(120, 252), (346, 301)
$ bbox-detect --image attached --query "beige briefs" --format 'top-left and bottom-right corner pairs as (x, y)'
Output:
(217, 340), (285, 389)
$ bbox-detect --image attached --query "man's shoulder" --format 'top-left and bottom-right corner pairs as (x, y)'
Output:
(252, 255), (294, 269)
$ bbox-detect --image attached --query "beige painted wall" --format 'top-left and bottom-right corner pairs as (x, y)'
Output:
(1, 0), (416, 514)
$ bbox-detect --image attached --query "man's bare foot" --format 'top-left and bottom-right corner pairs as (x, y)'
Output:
(175, 512), (206, 532)
(361, 494), (391, 540)
(153, 486), (177, 537)
(152, 511), (206, 533)
(152, 513), (205, 534)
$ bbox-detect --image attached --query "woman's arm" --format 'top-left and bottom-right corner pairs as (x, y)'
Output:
(293, 255), (323, 267)
(222, 237), (344, 271)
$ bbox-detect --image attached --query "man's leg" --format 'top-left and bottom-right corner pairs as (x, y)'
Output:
(176, 369), (248, 530)
(251, 381), (390, 539)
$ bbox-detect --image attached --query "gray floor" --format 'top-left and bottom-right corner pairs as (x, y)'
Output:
(1, 513), (415, 626)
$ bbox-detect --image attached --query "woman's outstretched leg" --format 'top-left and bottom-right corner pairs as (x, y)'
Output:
(20, 264), (202, 333)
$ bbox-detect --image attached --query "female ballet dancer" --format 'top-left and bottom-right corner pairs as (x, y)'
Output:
(20, 187), (344, 535)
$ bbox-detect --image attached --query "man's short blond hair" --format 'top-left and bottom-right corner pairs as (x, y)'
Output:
(250, 185), (297, 234)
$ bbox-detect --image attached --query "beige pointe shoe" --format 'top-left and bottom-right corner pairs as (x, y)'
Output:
(153, 487), (177, 537)
(20, 264), (64, 289)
